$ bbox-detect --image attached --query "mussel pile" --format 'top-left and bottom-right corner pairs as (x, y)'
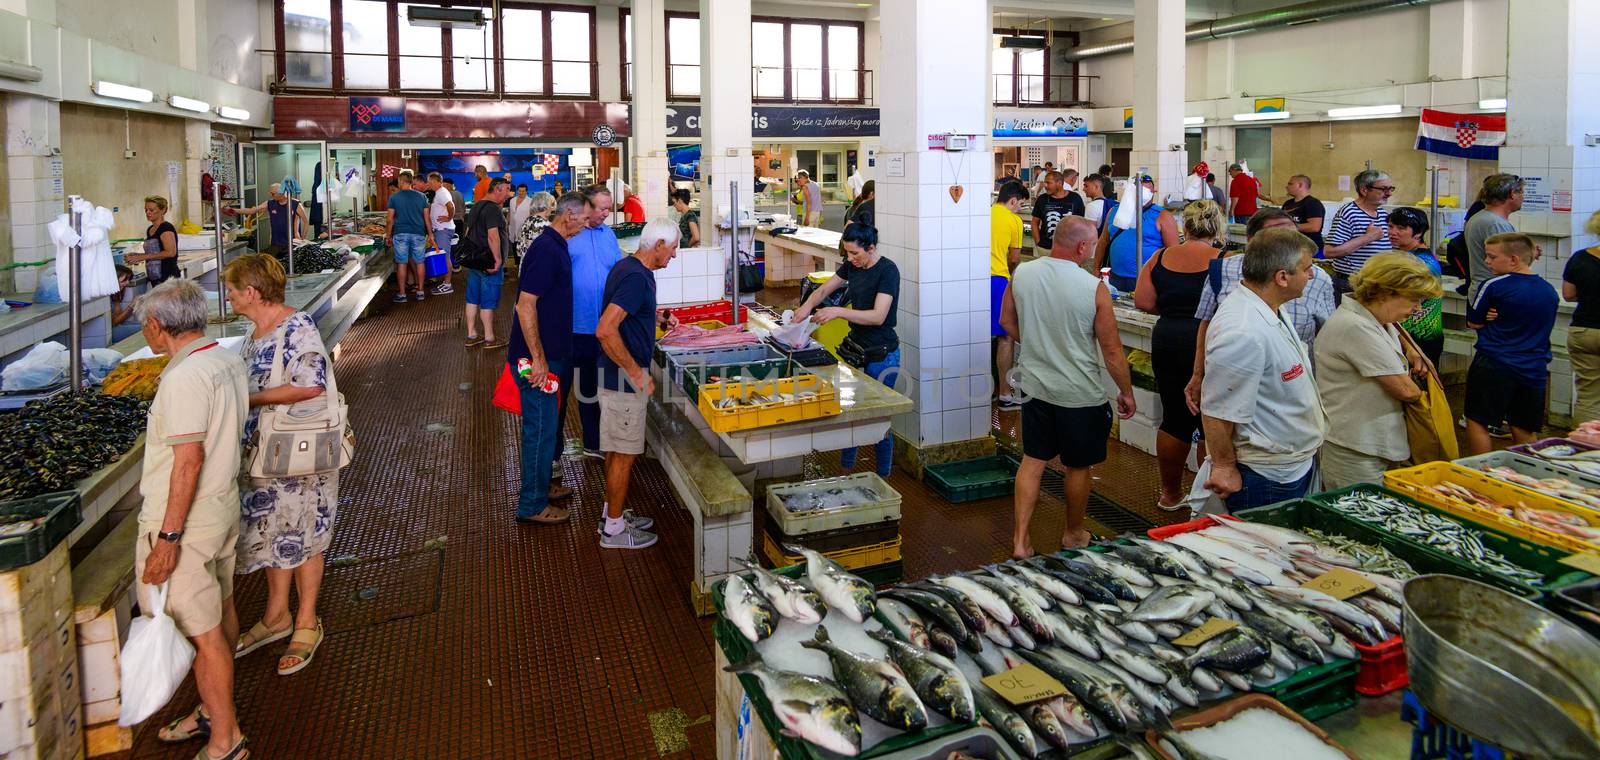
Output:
(0, 391), (147, 500)
(290, 242), (348, 273)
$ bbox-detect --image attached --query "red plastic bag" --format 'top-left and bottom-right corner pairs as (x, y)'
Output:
(493, 363), (521, 415)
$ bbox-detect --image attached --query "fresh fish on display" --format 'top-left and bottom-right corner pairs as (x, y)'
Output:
(932, 575), (1020, 628)
(980, 615), (1017, 648)
(1040, 610), (1105, 660)
(1250, 594), (1334, 646)
(1122, 585), (1218, 624)
(1207, 516), (1360, 568)
(1040, 648), (1152, 732)
(723, 655), (862, 757)
(1038, 554), (1143, 601)
(1128, 535), (1213, 577)
(971, 682), (1040, 758)
(787, 544), (878, 623)
(981, 565), (1056, 612)
(1474, 464), (1600, 508)
(1182, 627), (1273, 673)
(865, 629), (975, 723)
(1052, 603), (1127, 647)
(1349, 594), (1404, 636)
(1025, 556), (1123, 604)
(1525, 443), (1600, 477)
(1043, 694), (1099, 739)
(1261, 586), (1386, 644)
(1301, 528), (1417, 580)
(735, 559), (826, 625)
(1007, 622), (1039, 651)
(1101, 642), (1172, 685)
(801, 626), (929, 731)
(902, 582), (988, 634)
(1101, 660), (1178, 719)
(1103, 540), (1192, 580)
(1240, 609), (1325, 664)
(881, 587), (973, 647)
(722, 574), (777, 643)
(1189, 667), (1225, 693)
(1215, 668), (1255, 692)
(876, 598), (931, 651)
(970, 574), (1050, 639)
(1164, 533), (1282, 585)
(1326, 491), (1545, 583)
(1421, 480), (1600, 544)
(1151, 622), (1185, 640)
(1073, 550), (1157, 587)
(1004, 561), (1084, 606)
(1020, 701), (1073, 751)
(1265, 641), (1297, 672)
(1013, 649), (1136, 734)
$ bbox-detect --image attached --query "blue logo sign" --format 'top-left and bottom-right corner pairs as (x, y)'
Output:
(664, 105), (880, 138)
(348, 97), (406, 133)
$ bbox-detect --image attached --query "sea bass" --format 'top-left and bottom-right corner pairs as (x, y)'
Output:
(866, 629), (975, 722)
(735, 558), (826, 625)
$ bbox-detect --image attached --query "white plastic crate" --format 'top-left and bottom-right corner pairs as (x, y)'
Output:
(765, 472), (902, 536)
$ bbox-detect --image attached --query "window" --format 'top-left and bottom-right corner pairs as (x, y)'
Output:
(754, 18), (862, 103)
(282, 0), (333, 87)
(621, 9), (631, 98)
(751, 22), (785, 99)
(550, 10), (592, 95)
(341, 0), (388, 89)
(452, 16), (495, 91)
(993, 31), (1080, 106)
(666, 14), (700, 98)
(503, 7), (545, 94)
(397, 3), (443, 90)
(826, 24), (859, 101)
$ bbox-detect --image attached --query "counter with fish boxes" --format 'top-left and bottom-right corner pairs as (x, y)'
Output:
(1384, 461), (1600, 556)
(1507, 437), (1600, 480)
(659, 344), (843, 434)
(761, 474), (903, 587)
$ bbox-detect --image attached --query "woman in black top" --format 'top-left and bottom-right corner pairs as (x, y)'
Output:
(1563, 210), (1600, 422)
(844, 180), (875, 231)
(671, 188), (700, 247)
(794, 224), (900, 476)
(1133, 199), (1224, 510)
(128, 195), (179, 285)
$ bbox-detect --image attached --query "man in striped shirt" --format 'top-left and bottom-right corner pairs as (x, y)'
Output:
(1324, 169), (1396, 293)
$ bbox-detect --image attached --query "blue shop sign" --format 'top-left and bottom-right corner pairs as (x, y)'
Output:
(348, 96), (407, 133)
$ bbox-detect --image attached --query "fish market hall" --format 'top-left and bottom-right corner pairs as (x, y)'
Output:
(4, 0), (1600, 757)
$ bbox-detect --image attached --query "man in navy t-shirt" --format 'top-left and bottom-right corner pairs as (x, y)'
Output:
(593, 220), (682, 549)
(509, 191), (590, 525)
(1464, 232), (1558, 454)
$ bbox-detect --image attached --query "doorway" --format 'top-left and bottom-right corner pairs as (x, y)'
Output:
(254, 140), (328, 246)
(1235, 127), (1273, 186)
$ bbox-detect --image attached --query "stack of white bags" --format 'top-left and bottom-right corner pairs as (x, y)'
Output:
(45, 196), (120, 301)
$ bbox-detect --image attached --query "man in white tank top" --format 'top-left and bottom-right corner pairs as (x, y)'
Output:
(1001, 217), (1137, 557)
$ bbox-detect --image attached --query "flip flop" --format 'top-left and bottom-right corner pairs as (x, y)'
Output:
(277, 620), (324, 676)
(234, 620), (292, 659)
(195, 734), (249, 760)
(159, 704), (209, 743)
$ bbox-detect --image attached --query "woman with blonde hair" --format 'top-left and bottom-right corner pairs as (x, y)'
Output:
(1314, 253), (1442, 488)
(1133, 199), (1225, 509)
(126, 195), (180, 285)
(1562, 210), (1600, 422)
(223, 253), (338, 675)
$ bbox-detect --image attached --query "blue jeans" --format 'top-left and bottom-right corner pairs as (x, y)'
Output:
(1223, 463), (1314, 512)
(392, 233), (427, 264)
(465, 269), (504, 309)
(841, 349), (901, 476)
(569, 335), (603, 452)
(517, 358), (568, 518)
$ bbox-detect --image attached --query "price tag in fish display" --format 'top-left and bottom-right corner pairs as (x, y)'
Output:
(1558, 551), (1600, 575)
(1301, 567), (1377, 600)
(1170, 617), (1239, 647)
(981, 664), (1067, 705)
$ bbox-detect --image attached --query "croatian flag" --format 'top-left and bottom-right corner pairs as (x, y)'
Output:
(1416, 108), (1506, 160)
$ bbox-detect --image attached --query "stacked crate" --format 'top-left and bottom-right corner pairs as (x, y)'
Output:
(761, 474), (903, 585)
(0, 542), (84, 760)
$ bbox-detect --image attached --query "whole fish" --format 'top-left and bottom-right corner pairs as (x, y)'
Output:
(1190, 666), (1224, 693)
(1152, 622), (1184, 640)
(1005, 561), (1083, 606)
(971, 682), (1040, 758)
(1024, 558), (1120, 604)
(786, 544), (876, 623)
(1251, 593), (1335, 646)
(1043, 693), (1099, 738)
(1102, 642), (1172, 685)
(722, 574), (777, 643)
(876, 598), (931, 650)
(906, 582), (989, 634)
(1158, 663), (1201, 707)
(1266, 640), (1298, 672)
(883, 587), (976, 644)
(1043, 647), (1152, 732)
(1117, 619), (1162, 644)
(1262, 585), (1386, 643)
(1041, 610), (1104, 660)
(1130, 536), (1212, 578)
(1183, 627), (1272, 673)
(1212, 516), (1360, 568)
(1241, 608), (1324, 663)
(1323, 632), (1359, 660)
(1053, 603), (1127, 647)
(1105, 541), (1192, 580)
(724, 654), (861, 757)
(1008, 622), (1039, 650)
(1021, 701), (1072, 750)
(981, 615), (1017, 648)
(734, 558), (826, 624)
(1190, 573), (1252, 611)
(1165, 532), (1283, 585)
(1350, 594), (1404, 637)
(866, 629), (975, 723)
(1322, 609), (1385, 646)
(934, 575), (1020, 628)
(1216, 668), (1254, 692)
(1016, 649), (1136, 734)
(1037, 554), (1141, 601)
(1101, 660), (1176, 719)
(801, 626), (928, 731)
(972, 575), (1050, 638)
(1123, 585), (1217, 624)
(1074, 550), (1157, 587)
(982, 565), (1055, 611)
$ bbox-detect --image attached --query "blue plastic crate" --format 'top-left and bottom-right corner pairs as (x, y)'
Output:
(1402, 691), (1508, 760)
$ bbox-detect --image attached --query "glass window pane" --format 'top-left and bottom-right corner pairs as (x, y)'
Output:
(283, 0), (332, 87)
(502, 8), (543, 93)
(827, 25), (858, 100)
(791, 24), (821, 100)
(752, 22), (784, 98)
(668, 16), (700, 97)
(550, 10), (591, 95)
(452, 16), (495, 91)
(397, 3), (443, 90)
(623, 12), (632, 95)
(1019, 48), (1044, 102)
(340, 0), (386, 89)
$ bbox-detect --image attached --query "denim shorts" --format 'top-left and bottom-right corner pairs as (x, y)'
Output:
(392, 233), (427, 264)
(466, 268), (504, 309)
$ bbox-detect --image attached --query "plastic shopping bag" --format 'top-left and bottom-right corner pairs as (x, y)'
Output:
(1, 341), (69, 391)
(82, 348), (125, 385)
(493, 363), (522, 416)
(118, 582), (196, 727)
(1185, 460), (1228, 517)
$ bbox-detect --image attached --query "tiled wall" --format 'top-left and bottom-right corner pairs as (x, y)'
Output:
(654, 245), (725, 305)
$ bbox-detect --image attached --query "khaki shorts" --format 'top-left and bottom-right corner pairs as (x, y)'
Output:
(135, 523), (239, 638)
(599, 388), (648, 456)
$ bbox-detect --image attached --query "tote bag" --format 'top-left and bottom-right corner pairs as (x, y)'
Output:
(1398, 330), (1458, 464)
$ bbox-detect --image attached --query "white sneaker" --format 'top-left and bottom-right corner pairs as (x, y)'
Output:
(599, 524), (658, 550)
(997, 394), (1022, 411)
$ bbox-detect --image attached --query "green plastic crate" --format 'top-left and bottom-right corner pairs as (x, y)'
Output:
(680, 357), (799, 402)
(0, 491), (80, 572)
(1254, 656), (1359, 723)
(711, 566), (972, 759)
(924, 456), (1017, 504)
(1304, 484), (1591, 598)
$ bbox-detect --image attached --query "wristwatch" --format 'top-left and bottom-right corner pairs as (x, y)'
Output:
(157, 530), (183, 543)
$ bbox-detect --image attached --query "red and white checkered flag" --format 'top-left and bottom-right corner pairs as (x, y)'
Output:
(541, 154), (561, 174)
(380, 165), (399, 178)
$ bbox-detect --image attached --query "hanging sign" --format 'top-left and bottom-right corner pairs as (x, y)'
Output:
(1255, 97), (1286, 113)
(993, 110), (1090, 138)
(664, 105), (880, 138)
(1122, 108), (1134, 129)
(348, 96), (407, 132)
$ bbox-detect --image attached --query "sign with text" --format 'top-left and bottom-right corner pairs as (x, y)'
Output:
(664, 105), (880, 139)
(980, 664), (1067, 705)
(1302, 568), (1377, 600)
(1171, 617), (1239, 647)
(993, 109), (1090, 138)
(1559, 552), (1600, 575)
(348, 96), (407, 133)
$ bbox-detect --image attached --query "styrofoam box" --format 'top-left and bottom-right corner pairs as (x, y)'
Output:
(0, 685), (59, 754)
(1118, 414), (1159, 456)
(1131, 386), (1163, 423)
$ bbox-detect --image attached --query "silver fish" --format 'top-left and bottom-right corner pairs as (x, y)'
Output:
(1005, 561), (1083, 606)
(786, 544), (876, 623)
(972, 682), (1039, 758)
(801, 625), (928, 731)
(724, 654), (861, 757)
(1073, 550), (1157, 587)
(1123, 585), (1217, 623)
(934, 575), (1019, 628)
(1102, 642), (1172, 684)
(866, 629), (975, 723)
(735, 559), (826, 625)
(722, 574), (777, 643)
(876, 598), (930, 650)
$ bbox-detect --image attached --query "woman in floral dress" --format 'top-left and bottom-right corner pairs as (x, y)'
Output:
(224, 253), (338, 676)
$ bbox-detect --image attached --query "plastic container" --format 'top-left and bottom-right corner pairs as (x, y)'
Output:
(875, 726), (1020, 760)
(1550, 576), (1600, 638)
(665, 299), (750, 326)
(1253, 655), (1359, 722)
(766, 472), (902, 535)
(1143, 693), (1358, 760)
(924, 456), (1018, 504)
(1385, 461), (1600, 554)
(1507, 437), (1600, 479)
(697, 373), (841, 433)
(423, 249), (450, 278)
(665, 344), (795, 399)
(763, 338), (840, 367)
(0, 491), (81, 572)
(1306, 484), (1592, 598)
(1402, 691), (1509, 760)
(766, 520), (902, 554)
(657, 318), (728, 339)
(761, 532), (901, 571)
(1454, 450), (1600, 507)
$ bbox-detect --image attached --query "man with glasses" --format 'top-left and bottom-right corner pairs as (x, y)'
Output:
(1464, 173), (1524, 301)
(1325, 169), (1396, 294)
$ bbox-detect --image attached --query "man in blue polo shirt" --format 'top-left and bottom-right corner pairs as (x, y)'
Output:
(565, 185), (624, 458)
(1464, 232), (1558, 454)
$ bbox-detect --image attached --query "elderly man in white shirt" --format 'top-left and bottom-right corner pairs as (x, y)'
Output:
(1201, 228), (1328, 511)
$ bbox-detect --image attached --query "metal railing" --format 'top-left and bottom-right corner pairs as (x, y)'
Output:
(992, 73), (1096, 107)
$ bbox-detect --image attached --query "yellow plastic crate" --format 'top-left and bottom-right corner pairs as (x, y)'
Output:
(657, 318), (727, 339)
(1384, 461), (1600, 555)
(761, 532), (902, 571)
(697, 373), (841, 433)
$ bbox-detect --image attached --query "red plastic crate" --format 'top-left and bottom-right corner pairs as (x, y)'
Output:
(1353, 635), (1407, 696)
(665, 300), (750, 325)
(1146, 514), (1239, 539)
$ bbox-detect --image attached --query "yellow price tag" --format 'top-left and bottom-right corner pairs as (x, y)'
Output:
(980, 663), (1067, 706)
(1301, 567), (1378, 600)
(1558, 552), (1600, 575)
(1171, 617), (1239, 648)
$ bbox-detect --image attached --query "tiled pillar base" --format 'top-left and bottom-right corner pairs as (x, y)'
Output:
(892, 432), (998, 481)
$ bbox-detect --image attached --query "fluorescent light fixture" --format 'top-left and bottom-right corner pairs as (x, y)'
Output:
(1233, 111), (1291, 122)
(168, 95), (211, 113)
(92, 80), (153, 103)
(1327, 104), (1402, 119)
(1479, 98), (1507, 110)
(216, 106), (251, 121)
(1184, 116), (1205, 126)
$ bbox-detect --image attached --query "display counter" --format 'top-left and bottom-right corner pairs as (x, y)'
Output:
(756, 226), (843, 285)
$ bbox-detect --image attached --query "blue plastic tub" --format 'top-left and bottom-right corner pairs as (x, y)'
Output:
(424, 250), (450, 278)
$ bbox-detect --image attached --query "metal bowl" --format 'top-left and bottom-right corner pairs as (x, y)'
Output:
(1403, 574), (1600, 759)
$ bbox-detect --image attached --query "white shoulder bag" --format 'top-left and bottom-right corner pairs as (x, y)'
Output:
(248, 323), (354, 478)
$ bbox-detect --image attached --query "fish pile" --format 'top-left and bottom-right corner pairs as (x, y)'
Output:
(0, 391), (147, 500)
(1327, 491), (1545, 584)
(1522, 442), (1600, 478)
(658, 323), (763, 350)
(1301, 528), (1417, 580)
(778, 486), (883, 514)
(709, 388), (821, 410)
(1417, 480), (1600, 546)
(1472, 464), (1600, 509)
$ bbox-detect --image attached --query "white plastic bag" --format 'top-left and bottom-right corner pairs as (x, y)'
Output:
(772, 311), (821, 350)
(1112, 181), (1151, 231)
(82, 348), (126, 385)
(1183, 174), (1205, 201)
(1, 341), (69, 391)
(118, 582), (196, 727)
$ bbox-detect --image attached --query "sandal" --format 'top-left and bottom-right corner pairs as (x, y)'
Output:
(277, 620), (324, 676)
(547, 483), (574, 500)
(196, 735), (249, 760)
(517, 506), (571, 525)
(235, 620), (292, 658)
(159, 704), (210, 743)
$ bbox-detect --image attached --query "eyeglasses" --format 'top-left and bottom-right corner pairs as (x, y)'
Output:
(1371, 185), (1397, 194)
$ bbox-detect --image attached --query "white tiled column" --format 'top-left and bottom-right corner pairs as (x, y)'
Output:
(5, 94), (63, 294)
(1131, 0), (1188, 199)
(698, 0), (756, 247)
(184, 120), (212, 225)
(876, 0), (993, 451)
(630, 0), (670, 218)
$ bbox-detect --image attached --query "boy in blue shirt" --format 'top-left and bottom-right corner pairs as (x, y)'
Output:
(1464, 232), (1558, 453)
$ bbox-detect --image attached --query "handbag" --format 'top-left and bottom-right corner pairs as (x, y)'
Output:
(454, 202), (498, 272)
(737, 249), (764, 293)
(1397, 329), (1459, 464)
(493, 363), (521, 415)
(248, 323), (354, 478)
